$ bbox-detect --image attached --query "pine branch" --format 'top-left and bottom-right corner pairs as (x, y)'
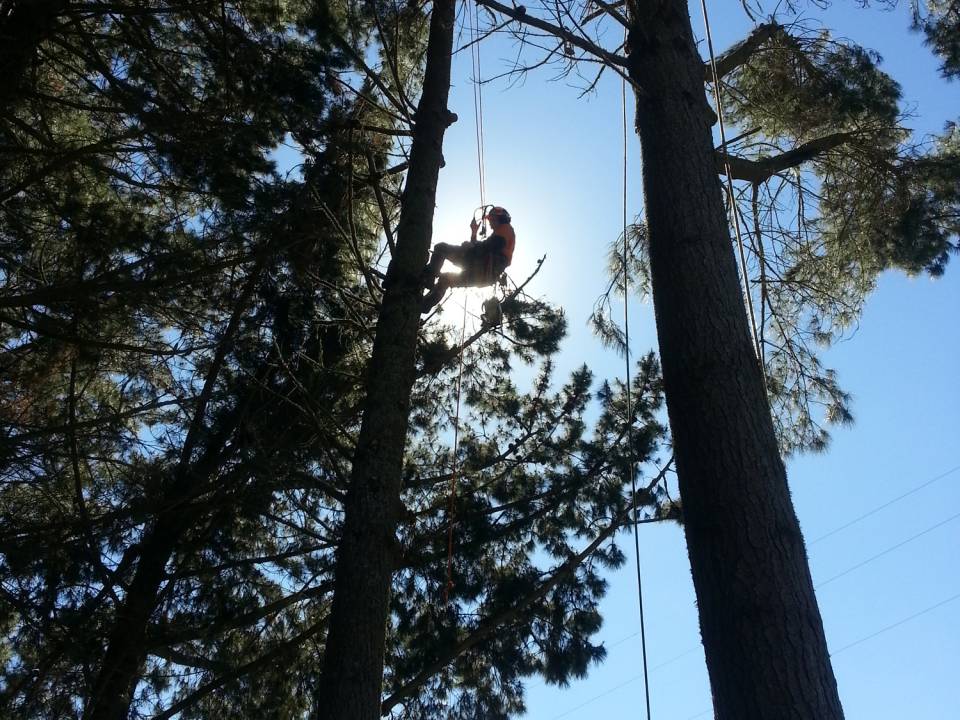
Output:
(417, 255), (546, 375)
(148, 581), (334, 648)
(717, 132), (858, 183)
(382, 462), (672, 713)
(150, 619), (327, 720)
(330, 29), (413, 122)
(708, 22), (782, 81)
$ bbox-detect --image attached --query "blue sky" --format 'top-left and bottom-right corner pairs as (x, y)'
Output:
(430, 2), (960, 718)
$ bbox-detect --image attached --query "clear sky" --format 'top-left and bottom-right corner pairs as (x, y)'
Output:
(430, 2), (960, 718)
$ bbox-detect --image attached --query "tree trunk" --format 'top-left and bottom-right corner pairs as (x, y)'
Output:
(314, 1), (456, 718)
(624, 1), (845, 717)
(85, 512), (193, 720)
(83, 432), (236, 720)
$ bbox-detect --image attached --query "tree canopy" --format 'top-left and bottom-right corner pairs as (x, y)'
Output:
(0, 1), (670, 717)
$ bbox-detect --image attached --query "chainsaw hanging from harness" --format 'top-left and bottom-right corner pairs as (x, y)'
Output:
(481, 274), (508, 327)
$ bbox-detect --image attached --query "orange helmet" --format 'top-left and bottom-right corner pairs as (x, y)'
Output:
(485, 206), (511, 224)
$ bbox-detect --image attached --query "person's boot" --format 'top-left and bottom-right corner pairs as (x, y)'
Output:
(421, 284), (443, 314)
(420, 266), (437, 287)
(420, 252), (444, 286)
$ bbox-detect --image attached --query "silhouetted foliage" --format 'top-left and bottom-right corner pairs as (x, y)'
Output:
(0, 2), (669, 717)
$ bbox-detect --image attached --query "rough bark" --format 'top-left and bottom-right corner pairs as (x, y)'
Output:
(313, 1), (456, 718)
(625, 1), (845, 718)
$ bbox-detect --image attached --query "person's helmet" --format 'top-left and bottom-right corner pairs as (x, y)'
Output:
(485, 206), (511, 224)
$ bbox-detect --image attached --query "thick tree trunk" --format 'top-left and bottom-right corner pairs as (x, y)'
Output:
(85, 513), (193, 720)
(84, 433), (236, 720)
(625, 1), (844, 717)
(314, 2), (456, 719)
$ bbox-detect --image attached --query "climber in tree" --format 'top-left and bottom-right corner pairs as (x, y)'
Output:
(421, 206), (515, 313)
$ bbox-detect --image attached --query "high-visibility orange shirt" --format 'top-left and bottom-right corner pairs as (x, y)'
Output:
(486, 223), (515, 265)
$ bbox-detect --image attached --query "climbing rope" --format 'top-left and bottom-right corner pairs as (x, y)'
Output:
(443, 0), (490, 602)
(443, 298), (469, 602)
(468, 0), (487, 207)
(622, 40), (653, 720)
(698, 0), (763, 363)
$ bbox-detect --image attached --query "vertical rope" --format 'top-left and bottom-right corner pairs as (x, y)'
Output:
(623, 49), (652, 720)
(698, 0), (763, 363)
(443, 300), (470, 603)
(467, 0), (487, 206)
(445, 1), (487, 601)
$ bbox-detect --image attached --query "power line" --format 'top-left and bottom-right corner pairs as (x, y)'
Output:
(547, 647), (700, 720)
(810, 463), (960, 545)
(814, 509), (960, 589)
(680, 591), (960, 720)
(537, 466), (959, 717)
(830, 590), (960, 656)
(568, 466), (959, 644)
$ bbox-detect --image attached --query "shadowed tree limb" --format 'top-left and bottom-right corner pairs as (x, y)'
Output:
(150, 619), (329, 720)
(717, 132), (859, 182)
(709, 21), (782, 81)
(475, 0), (628, 69)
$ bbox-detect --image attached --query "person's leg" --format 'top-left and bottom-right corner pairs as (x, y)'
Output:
(421, 274), (454, 313)
(423, 243), (468, 280)
(453, 252), (503, 289)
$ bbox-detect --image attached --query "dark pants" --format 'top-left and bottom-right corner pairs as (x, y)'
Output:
(421, 243), (506, 312)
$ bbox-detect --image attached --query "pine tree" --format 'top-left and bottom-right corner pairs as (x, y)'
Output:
(468, 0), (957, 717)
(1, 2), (674, 718)
(0, 1), (364, 716)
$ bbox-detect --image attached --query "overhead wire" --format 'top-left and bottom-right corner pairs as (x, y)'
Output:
(547, 646), (699, 720)
(810, 463), (960, 545)
(814, 509), (960, 589)
(829, 590), (960, 656)
(540, 461), (959, 716)
(682, 591), (960, 718)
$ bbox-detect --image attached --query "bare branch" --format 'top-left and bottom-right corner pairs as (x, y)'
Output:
(475, 0), (627, 68)
(330, 30), (413, 122)
(365, 149), (398, 255)
(582, 0), (627, 27)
